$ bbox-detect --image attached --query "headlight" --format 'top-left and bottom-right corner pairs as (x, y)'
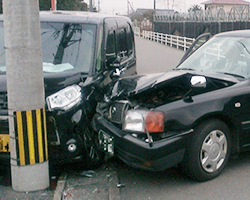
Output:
(123, 110), (164, 133)
(46, 85), (82, 111)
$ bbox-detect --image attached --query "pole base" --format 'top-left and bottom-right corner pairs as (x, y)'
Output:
(11, 161), (49, 192)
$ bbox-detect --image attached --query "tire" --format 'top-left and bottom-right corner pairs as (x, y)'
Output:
(181, 119), (231, 182)
(82, 126), (105, 169)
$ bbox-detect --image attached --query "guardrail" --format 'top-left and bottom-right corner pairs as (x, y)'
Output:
(141, 30), (195, 51)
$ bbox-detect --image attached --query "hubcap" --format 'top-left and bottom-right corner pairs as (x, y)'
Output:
(200, 130), (227, 173)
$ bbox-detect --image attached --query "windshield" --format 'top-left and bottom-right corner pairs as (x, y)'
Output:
(177, 36), (250, 79)
(0, 21), (96, 74)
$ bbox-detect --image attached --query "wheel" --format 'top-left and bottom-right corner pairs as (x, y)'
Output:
(82, 126), (105, 169)
(181, 119), (231, 181)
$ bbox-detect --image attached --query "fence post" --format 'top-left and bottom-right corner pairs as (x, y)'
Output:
(184, 37), (187, 51)
(170, 35), (173, 47)
(177, 35), (179, 49)
(141, 31), (194, 51)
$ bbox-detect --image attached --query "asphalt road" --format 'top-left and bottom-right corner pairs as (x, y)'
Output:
(113, 153), (250, 200)
(135, 36), (185, 74)
(112, 37), (250, 200)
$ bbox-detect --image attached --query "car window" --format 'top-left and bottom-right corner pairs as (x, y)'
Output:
(179, 33), (211, 64)
(0, 22), (96, 74)
(116, 28), (128, 59)
(126, 24), (135, 57)
(178, 36), (250, 79)
(41, 22), (96, 74)
(106, 30), (116, 55)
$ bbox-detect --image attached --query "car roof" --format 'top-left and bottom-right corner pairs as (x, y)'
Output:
(0, 10), (131, 24)
(215, 29), (250, 38)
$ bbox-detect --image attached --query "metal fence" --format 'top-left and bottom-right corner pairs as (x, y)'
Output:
(141, 30), (195, 51)
(154, 6), (250, 22)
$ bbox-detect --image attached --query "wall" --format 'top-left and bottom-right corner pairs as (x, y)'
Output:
(153, 21), (250, 38)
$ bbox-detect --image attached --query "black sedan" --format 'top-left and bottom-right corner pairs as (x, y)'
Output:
(92, 30), (250, 181)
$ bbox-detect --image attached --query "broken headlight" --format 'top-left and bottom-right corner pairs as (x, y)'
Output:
(46, 85), (82, 111)
(123, 110), (164, 133)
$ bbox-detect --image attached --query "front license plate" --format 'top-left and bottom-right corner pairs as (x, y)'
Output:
(98, 130), (114, 156)
(0, 134), (10, 152)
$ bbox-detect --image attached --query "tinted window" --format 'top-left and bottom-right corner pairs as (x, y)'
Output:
(126, 25), (134, 56)
(106, 30), (116, 55)
(117, 29), (127, 55)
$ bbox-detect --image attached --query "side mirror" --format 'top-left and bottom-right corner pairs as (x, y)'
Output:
(190, 76), (207, 88)
(110, 68), (122, 80)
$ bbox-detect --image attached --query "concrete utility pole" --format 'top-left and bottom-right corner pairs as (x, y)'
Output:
(3, 0), (49, 192)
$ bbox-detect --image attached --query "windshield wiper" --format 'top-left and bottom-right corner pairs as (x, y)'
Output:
(175, 68), (195, 71)
(219, 72), (245, 79)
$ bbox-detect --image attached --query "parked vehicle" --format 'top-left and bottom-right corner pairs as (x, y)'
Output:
(92, 30), (250, 181)
(0, 11), (136, 168)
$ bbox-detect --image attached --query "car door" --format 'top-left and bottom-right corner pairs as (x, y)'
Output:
(114, 21), (137, 77)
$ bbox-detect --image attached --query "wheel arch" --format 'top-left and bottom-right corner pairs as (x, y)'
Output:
(192, 113), (240, 156)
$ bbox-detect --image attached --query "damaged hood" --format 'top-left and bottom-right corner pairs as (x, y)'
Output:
(0, 72), (86, 96)
(43, 72), (85, 97)
(106, 70), (238, 104)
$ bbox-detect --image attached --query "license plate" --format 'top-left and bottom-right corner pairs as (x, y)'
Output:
(98, 130), (114, 156)
(0, 134), (10, 152)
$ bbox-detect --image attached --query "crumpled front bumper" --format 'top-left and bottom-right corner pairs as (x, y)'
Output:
(92, 113), (192, 171)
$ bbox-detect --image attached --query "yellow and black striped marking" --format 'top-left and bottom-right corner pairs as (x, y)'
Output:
(14, 108), (48, 166)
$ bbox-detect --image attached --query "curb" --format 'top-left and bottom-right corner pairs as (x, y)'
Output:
(53, 173), (67, 200)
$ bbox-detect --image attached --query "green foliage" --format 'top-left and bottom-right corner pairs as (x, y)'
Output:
(0, 0), (88, 13)
(131, 10), (154, 22)
(56, 0), (87, 11)
(188, 4), (203, 12)
(39, 0), (51, 10)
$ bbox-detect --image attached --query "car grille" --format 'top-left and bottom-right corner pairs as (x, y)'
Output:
(0, 93), (7, 110)
(108, 101), (129, 124)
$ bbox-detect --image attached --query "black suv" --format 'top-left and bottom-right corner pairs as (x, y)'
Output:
(0, 11), (136, 167)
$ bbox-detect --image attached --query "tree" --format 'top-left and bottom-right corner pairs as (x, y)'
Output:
(130, 10), (154, 22)
(188, 4), (203, 12)
(56, 0), (87, 11)
(39, 0), (88, 11)
(0, 0), (88, 13)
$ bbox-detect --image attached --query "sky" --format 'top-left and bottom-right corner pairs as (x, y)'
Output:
(87, 0), (207, 15)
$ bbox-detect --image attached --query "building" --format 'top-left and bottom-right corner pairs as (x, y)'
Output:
(202, 0), (250, 13)
(131, 9), (175, 31)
